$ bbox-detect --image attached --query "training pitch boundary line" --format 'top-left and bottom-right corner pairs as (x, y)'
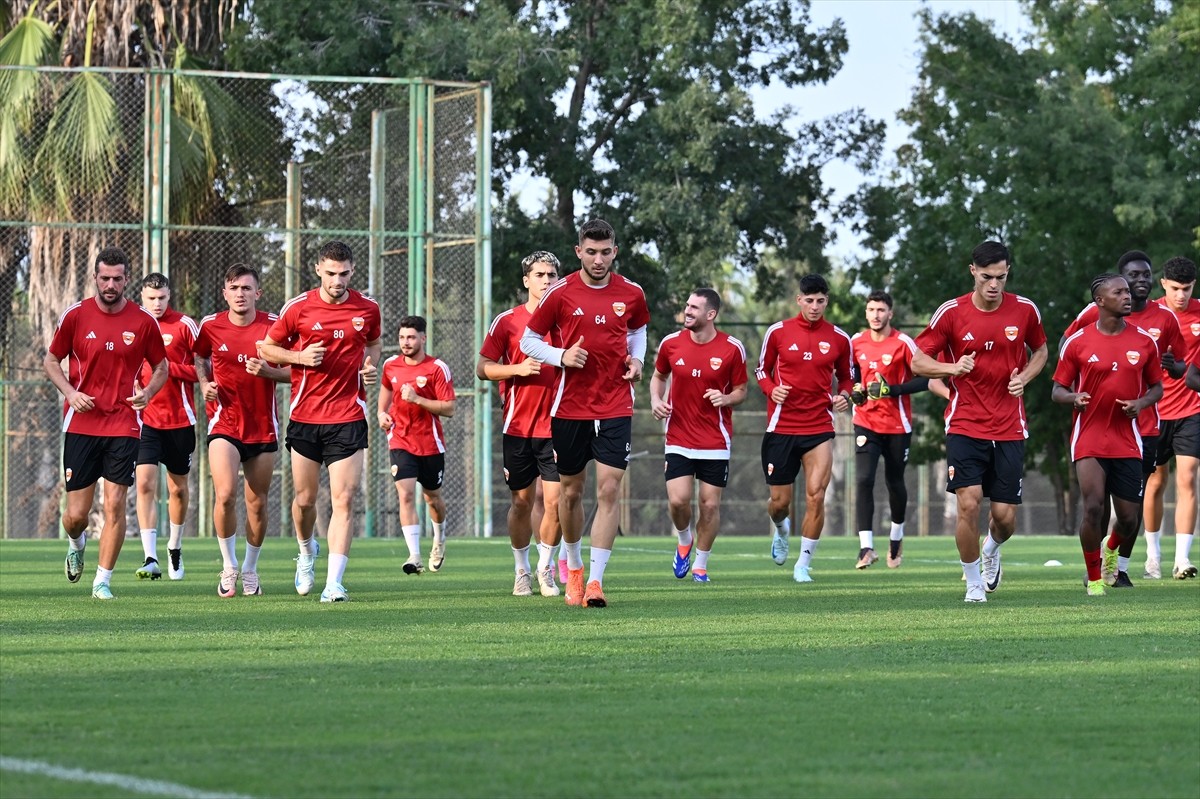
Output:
(0, 756), (254, 799)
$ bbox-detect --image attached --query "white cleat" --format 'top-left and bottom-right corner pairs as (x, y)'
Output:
(513, 570), (533, 597)
(1143, 558), (1162, 580)
(1172, 561), (1197, 580)
(294, 553), (316, 596)
(793, 563), (813, 583)
(964, 582), (987, 602)
(982, 550), (1002, 593)
(536, 567), (560, 597)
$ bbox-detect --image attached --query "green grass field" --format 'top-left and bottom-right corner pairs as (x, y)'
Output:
(1, 535), (1197, 799)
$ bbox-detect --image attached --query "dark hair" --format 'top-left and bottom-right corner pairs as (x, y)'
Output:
(521, 250), (560, 277)
(224, 263), (260, 285)
(318, 240), (354, 264)
(398, 315), (426, 334)
(141, 272), (170, 291)
(971, 240), (1010, 269)
(798, 273), (829, 296)
(866, 290), (893, 309)
(1163, 256), (1197, 284)
(692, 287), (721, 314)
(95, 247), (131, 275)
(1090, 272), (1124, 301)
(1115, 250), (1151, 273)
(578, 219), (615, 245)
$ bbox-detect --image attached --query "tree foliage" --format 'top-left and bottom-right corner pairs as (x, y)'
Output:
(227, 0), (884, 328)
(849, 0), (1200, 533)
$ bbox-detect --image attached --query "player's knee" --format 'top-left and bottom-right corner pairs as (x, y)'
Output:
(511, 492), (534, 516)
(61, 511), (88, 534)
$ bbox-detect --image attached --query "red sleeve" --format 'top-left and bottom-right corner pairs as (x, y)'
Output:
(755, 329), (778, 395)
(1143, 342), (1163, 387)
(193, 325), (212, 358)
(1064, 305), (1094, 339)
(48, 310), (75, 360)
(367, 303), (382, 342)
(732, 344), (748, 387)
(479, 316), (508, 362)
(168, 361), (198, 382)
(653, 338), (671, 376)
(527, 291), (557, 337)
(1159, 314), (1185, 359)
(434, 362), (456, 402)
(267, 305), (297, 345)
(144, 321), (168, 365)
(1051, 341), (1079, 388)
(835, 336), (854, 393)
(915, 321), (948, 358)
(630, 291), (650, 330)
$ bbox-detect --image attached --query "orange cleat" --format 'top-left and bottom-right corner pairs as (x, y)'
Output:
(584, 580), (607, 608)
(565, 567), (585, 606)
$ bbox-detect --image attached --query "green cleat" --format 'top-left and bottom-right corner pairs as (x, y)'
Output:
(1086, 579), (1106, 597)
(65, 548), (84, 583)
(1101, 547), (1118, 586)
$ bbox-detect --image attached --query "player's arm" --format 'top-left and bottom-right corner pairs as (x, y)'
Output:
(927, 378), (950, 401)
(754, 332), (780, 396)
(194, 354), (218, 402)
(1185, 362), (1200, 392)
(257, 335), (324, 367)
(623, 325), (647, 381)
(168, 360), (199, 383)
(133, 358), (170, 409)
(649, 369), (671, 419)
(476, 354), (541, 381)
(1051, 381), (1090, 410)
(377, 377), (394, 430)
(1015, 342), (1049, 387)
(911, 348), (974, 378)
(1121, 380), (1163, 416)
(403, 387), (456, 418)
(705, 381), (748, 409)
(42, 349), (95, 411)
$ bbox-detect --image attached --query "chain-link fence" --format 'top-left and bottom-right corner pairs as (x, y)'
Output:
(1, 66), (491, 542)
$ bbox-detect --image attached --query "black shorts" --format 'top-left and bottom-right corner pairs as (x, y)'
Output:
(502, 435), (558, 491)
(761, 431), (835, 486)
(853, 426), (911, 465)
(63, 433), (138, 491)
(664, 453), (729, 487)
(945, 434), (1024, 504)
(208, 434), (279, 464)
(551, 417), (632, 476)
(390, 449), (445, 490)
(137, 424), (196, 475)
(286, 420), (368, 466)
(1156, 414), (1200, 464)
(1140, 435), (1159, 478)
(1080, 457), (1144, 504)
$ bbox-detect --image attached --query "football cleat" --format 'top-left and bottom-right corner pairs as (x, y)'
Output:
(793, 563), (814, 583)
(218, 567), (239, 598)
(1102, 547), (1118, 587)
(964, 582), (986, 603)
(319, 583), (348, 603)
(1172, 561), (1197, 580)
(565, 568), (585, 607)
(429, 540), (445, 572)
(692, 569), (710, 583)
(135, 557), (162, 581)
(982, 550), (1002, 593)
(887, 540), (903, 569)
(672, 541), (693, 579)
(91, 582), (115, 600)
(402, 555), (424, 575)
(536, 567), (560, 597)
(1143, 558), (1161, 579)
(584, 580), (607, 608)
(1111, 571), (1134, 588)
(770, 520), (790, 566)
(65, 547), (84, 583)
(167, 548), (184, 580)
(557, 557), (569, 584)
(855, 548), (878, 570)
(1086, 579), (1106, 597)
(241, 570), (263, 596)
(294, 553), (316, 595)
(513, 570), (533, 597)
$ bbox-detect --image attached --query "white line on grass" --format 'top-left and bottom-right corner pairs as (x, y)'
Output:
(0, 756), (254, 799)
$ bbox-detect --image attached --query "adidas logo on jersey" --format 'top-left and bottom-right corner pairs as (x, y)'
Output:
(219, 344), (229, 352)
(1087, 354), (1099, 363)
(675, 358), (685, 366)
(572, 308), (585, 316)
(312, 322), (323, 330)
(86, 331), (97, 339)
(962, 332), (975, 341)
(788, 343), (799, 351)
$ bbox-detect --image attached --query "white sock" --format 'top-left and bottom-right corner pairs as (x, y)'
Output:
(890, 522), (905, 541)
(694, 549), (711, 572)
(536, 542), (554, 571)
(676, 526), (693, 547)
(557, 541), (568, 562)
(168, 522), (184, 549)
(858, 530), (873, 550)
(1118, 555), (1131, 572)
(774, 517), (791, 537)
(68, 533), (86, 552)
(962, 559), (982, 584)
(1175, 533), (1195, 565)
(219, 535), (239, 570)
(588, 546), (611, 585)
(432, 520), (445, 544)
(512, 545), (531, 574)
(982, 533), (1001, 557)
(402, 524), (422, 558)
(327, 553), (348, 586)
(243, 543), (261, 573)
(140, 529), (158, 560)
(798, 537), (820, 568)
(1145, 531), (1161, 561)
(298, 535), (317, 556)
(94, 566), (113, 586)
(565, 540), (584, 570)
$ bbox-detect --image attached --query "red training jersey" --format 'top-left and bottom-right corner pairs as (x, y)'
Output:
(1154, 297), (1200, 420)
(653, 329), (748, 458)
(382, 354), (455, 455)
(755, 316), (853, 435)
(1054, 323), (1162, 461)
(850, 328), (921, 435)
(915, 292), (1047, 441)
(48, 298), (167, 438)
(525, 271), (650, 420)
(139, 308), (199, 430)
(1064, 301), (1184, 437)
(267, 289), (381, 425)
(480, 304), (556, 438)
(194, 311), (282, 445)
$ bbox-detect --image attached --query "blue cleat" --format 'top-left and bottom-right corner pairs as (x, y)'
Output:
(692, 570), (710, 583)
(672, 541), (693, 579)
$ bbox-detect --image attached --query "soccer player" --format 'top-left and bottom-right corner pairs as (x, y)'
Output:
(650, 288), (747, 583)
(43, 247), (168, 600)
(1144, 255), (1200, 579)
(257, 241), (382, 603)
(848, 290), (948, 570)
(755, 273), (854, 583)
(379, 316), (456, 575)
(1052, 274), (1163, 596)
(911, 240), (1048, 602)
(1060, 251), (1185, 586)
(520, 218), (650, 608)
(132, 273), (199, 582)
(194, 264), (291, 597)
(477, 251), (563, 597)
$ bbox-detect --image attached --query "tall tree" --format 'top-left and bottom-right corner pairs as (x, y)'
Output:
(850, 0), (1200, 534)
(227, 0), (884, 325)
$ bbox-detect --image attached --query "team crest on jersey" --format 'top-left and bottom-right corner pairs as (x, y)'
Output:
(709, 357), (723, 371)
(881, 353), (892, 365)
(1147, 327), (1161, 340)
(1004, 326), (1018, 341)
(415, 375), (428, 388)
(1126, 351), (1140, 365)
(352, 316), (365, 331)
(122, 331), (135, 345)
(948, 465), (955, 480)
(612, 302), (626, 317)
(162, 333), (173, 346)
(818, 341), (830, 354)
(1191, 323), (1200, 336)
